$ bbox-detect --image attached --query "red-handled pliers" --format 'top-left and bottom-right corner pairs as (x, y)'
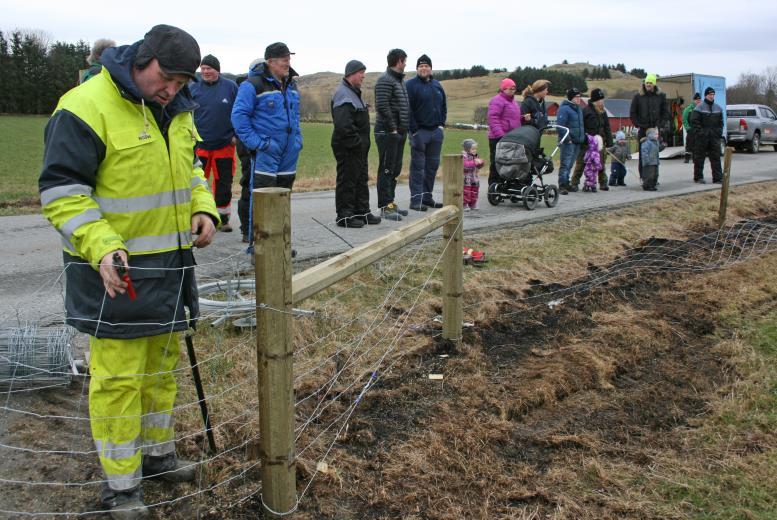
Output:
(113, 252), (136, 301)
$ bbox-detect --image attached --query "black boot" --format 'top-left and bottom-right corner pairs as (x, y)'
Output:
(101, 485), (149, 520)
(142, 453), (196, 482)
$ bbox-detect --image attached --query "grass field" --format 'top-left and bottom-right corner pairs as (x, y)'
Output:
(0, 115), (559, 211)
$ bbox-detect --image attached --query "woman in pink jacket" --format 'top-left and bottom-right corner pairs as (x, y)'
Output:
(487, 78), (524, 185)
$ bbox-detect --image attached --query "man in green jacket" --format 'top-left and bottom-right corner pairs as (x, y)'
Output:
(39, 25), (218, 519)
(682, 92), (701, 163)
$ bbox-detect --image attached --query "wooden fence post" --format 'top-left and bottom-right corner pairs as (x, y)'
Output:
(718, 146), (734, 228)
(253, 187), (296, 517)
(442, 154), (463, 344)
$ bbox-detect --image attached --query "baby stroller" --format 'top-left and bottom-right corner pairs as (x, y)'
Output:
(487, 125), (570, 210)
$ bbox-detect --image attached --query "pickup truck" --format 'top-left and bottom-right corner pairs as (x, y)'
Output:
(726, 104), (777, 153)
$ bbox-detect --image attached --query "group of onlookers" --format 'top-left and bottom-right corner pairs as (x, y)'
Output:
(187, 47), (727, 240)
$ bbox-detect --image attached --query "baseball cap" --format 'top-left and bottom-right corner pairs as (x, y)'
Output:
(137, 24), (201, 81)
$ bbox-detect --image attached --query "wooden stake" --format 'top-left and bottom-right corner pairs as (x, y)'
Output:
(253, 187), (295, 517)
(718, 146), (734, 228)
(442, 154), (463, 344)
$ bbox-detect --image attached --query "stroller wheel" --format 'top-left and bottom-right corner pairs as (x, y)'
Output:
(544, 184), (559, 208)
(523, 185), (539, 210)
(487, 183), (502, 206)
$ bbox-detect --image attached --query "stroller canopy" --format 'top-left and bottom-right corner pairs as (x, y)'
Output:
(500, 125), (542, 150)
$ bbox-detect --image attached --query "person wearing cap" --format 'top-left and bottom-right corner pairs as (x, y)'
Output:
(570, 88), (613, 192)
(331, 60), (381, 228)
(81, 38), (116, 83)
(38, 24), (219, 518)
(629, 73), (669, 179)
(682, 92), (702, 163)
(555, 88), (585, 194)
(405, 54), (447, 210)
(374, 48), (411, 221)
(689, 87), (724, 184)
(487, 78), (523, 186)
(232, 42), (302, 242)
(190, 55), (238, 232)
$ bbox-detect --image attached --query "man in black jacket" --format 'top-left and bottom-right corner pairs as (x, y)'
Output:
(374, 48), (410, 221)
(331, 60), (381, 227)
(630, 73), (669, 178)
(689, 87), (724, 184)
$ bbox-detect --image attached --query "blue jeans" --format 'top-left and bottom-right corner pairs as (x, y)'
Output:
(409, 127), (444, 206)
(558, 142), (579, 186)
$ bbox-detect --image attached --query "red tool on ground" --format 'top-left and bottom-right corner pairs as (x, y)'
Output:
(113, 252), (136, 300)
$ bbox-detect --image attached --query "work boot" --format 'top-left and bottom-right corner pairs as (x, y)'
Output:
(567, 184), (579, 192)
(336, 216), (364, 228)
(101, 485), (149, 520)
(424, 201), (444, 209)
(559, 184), (569, 195)
(409, 204), (428, 211)
(395, 205), (409, 216)
(142, 453), (197, 483)
(381, 203), (403, 221)
(219, 214), (232, 232)
(364, 213), (381, 225)
(600, 184), (609, 191)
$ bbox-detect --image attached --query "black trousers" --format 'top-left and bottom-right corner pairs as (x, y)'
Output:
(375, 129), (407, 208)
(333, 143), (370, 218)
(693, 135), (722, 182)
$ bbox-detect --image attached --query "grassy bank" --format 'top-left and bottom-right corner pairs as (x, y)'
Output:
(164, 182), (777, 519)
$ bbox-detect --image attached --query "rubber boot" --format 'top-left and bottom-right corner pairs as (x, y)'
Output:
(101, 485), (149, 520)
(142, 453), (197, 483)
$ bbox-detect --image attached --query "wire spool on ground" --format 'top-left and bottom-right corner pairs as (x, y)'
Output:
(0, 323), (75, 388)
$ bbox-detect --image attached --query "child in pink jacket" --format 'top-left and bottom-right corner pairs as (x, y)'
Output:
(462, 139), (485, 210)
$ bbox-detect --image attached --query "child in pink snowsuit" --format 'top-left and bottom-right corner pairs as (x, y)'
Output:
(582, 134), (603, 192)
(462, 139), (484, 209)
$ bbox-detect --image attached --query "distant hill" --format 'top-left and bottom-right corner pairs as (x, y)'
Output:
(291, 64), (644, 124)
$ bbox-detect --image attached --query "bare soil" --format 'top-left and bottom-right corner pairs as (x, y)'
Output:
(1, 211), (775, 518)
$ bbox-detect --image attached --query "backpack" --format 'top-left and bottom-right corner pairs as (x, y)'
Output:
(495, 140), (531, 181)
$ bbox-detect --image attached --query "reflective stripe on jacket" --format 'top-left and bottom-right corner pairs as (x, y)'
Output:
(39, 66), (218, 339)
(40, 68), (216, 265)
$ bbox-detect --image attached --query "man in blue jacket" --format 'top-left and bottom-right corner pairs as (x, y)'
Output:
(556, 88), (585, 194)
(231, 42), (302, 242)
(190, 54), (238, 231)
(406, 54), (447, 210)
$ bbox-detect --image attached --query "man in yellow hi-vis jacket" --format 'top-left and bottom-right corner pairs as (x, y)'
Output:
(39, 25), (219, 519)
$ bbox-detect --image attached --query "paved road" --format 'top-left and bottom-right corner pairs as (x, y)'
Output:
(1, 150), (775, 325)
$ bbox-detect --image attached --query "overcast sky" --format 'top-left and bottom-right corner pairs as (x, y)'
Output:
(2, 0), (774, 84)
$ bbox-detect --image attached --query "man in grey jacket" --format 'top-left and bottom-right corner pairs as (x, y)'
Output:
(374, 48), (410, 221)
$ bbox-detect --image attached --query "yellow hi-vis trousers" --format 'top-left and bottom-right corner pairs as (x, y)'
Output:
(89, 333), (180, 491)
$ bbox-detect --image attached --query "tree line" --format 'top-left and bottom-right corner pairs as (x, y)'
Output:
(0, 30), (89, 115)
(726, 68), (777, 111)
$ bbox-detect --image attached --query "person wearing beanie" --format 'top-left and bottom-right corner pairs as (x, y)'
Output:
(639, 127), (661, 191)
(682, 92), (703, 163)
(570, 88), (613, 192)
(374, 48), (411, 221)
(486, 78), (523, 185)
(607, 130), (631, 186)
(555, 88), (585, 194)
(406, 54), (447, 210)
(521, 79), (551, 130)
(81, 38), (116, 83)
(331, 59), (381, 228)
(689, 86), (724, 184)
(461, 139), (484, 210)
(190, 54), (238, 232)
(39, 24), (219, 518)
(232, 42), (303, 242)
(630, 72), (669, 179)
